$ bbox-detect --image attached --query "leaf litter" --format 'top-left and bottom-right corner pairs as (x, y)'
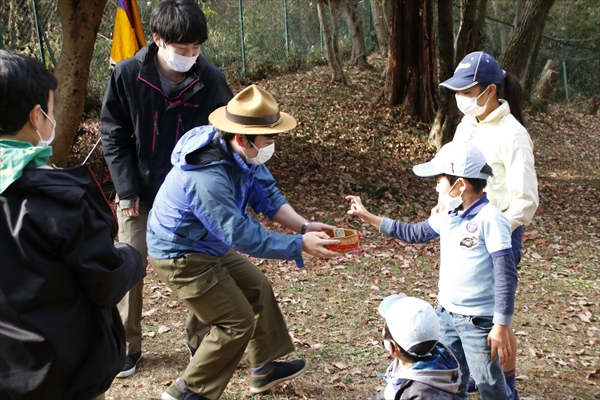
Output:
(99, 54), (599, 399)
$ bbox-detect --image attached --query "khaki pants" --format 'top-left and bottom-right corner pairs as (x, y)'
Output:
(117, 201), (206, 355)
(151, 250), (295, 400)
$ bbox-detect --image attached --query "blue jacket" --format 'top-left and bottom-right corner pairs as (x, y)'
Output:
(147, 126), (303, 262)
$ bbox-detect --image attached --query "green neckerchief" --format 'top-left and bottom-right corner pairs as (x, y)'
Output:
(0, 139), (52, 194)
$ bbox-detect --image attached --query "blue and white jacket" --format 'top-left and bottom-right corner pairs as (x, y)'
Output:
(147, 126), (303, 263)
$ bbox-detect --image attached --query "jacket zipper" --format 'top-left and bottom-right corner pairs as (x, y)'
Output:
(175, 114), (182, 144)
(152, 111), (159, 152)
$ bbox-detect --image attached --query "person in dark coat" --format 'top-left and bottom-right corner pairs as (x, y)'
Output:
(100, 0), (233, 376)
(0, 49), (145, 400)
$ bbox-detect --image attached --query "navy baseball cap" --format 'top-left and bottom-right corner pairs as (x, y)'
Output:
(440, 51), (505, 91)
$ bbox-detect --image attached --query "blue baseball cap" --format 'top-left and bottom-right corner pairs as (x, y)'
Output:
(440, 51), (504, 91)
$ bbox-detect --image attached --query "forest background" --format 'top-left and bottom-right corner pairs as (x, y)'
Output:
(1, 0), (599, 399)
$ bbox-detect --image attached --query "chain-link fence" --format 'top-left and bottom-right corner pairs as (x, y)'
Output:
(0, 0), (376, 103)
(484, 16), (599, 103)
(1, 0), (598, 106)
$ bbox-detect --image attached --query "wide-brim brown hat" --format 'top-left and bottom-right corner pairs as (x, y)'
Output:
(209, 85), (297, 135)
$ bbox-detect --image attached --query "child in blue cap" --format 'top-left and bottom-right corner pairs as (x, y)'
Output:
(440, 50), (538, 399)
(348, 141), (517, 400)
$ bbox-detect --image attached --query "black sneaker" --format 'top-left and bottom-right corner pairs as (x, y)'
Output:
(250, 359), (307, 394)
(116, 351), (142, 378)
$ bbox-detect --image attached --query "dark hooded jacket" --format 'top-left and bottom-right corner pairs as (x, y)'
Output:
(373, 343), (462, 400)
(0, 164), (145, 400)
(101, 42), (233, 204)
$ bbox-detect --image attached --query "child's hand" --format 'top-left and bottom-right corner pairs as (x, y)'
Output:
(345, 195), (369, 219)
(488, 324), (512, 367)
(345, 195), (383, 229)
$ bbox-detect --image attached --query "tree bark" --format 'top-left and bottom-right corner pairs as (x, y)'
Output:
(491, 0), (508, 51)
(317, 0), (346, 83)
(429, 0), (458, 149)
(335, 0), (368, 67)
(370, 0), (389, 54)
(384, 0), (437, 123)
(455, 0), (484, 62)
(53, 0), (108, 166)
(498, 0), (555, 82)
(530, 59), (558, 112)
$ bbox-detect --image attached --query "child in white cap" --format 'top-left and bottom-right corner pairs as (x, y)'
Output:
(373, 295), (461, 400)
(348, 141), (517, 400)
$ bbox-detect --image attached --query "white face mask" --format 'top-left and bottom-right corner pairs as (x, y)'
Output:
(243, 141), (275, 165)
(161, 41), (197, 72)
(455, 86), (490, 117)
(36, 108), (56, 147)
(438, 179), (464, 210)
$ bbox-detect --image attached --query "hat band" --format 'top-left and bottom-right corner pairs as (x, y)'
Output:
(226, 109), (280, 127)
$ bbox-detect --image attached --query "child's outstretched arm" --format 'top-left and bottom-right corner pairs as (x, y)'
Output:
(346, 195), (437, 244)
(346, 195), (383, 229)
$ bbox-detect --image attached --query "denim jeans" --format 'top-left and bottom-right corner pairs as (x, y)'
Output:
(435, 304), (513, 400)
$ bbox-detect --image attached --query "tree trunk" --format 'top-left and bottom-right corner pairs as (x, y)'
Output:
(370, 0), (389, 54)
(455, 0), (484, 62)
(498, 0), (555, 82)
(384, 0), (437, 123)
(317, 0), (346, 83)
(335, 0), (368, 67)
(472, 0), (489, 50)
(530, 59), (558, 112)
(429, 0), (458, 149)
(513, 0), (526, 26)
(53, 0), (108, 166)
(491, 0), (508, 51)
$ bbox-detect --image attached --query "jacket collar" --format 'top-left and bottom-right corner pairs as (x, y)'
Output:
(449, 192), (489, 219)
(136, 42), (206, 99)
(470, 99), (511, 125)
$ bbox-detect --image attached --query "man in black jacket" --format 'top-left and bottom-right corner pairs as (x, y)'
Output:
(101, 0), (233, 378)
(0, 50), (145, 400)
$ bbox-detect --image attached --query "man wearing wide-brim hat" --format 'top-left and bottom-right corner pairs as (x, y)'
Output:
(147, 85), (341, 400)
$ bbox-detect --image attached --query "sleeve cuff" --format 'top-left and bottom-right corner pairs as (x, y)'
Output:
(379, 217), (393, 236)
(119, 198), (136, 209)
(493, 312), (513, 326)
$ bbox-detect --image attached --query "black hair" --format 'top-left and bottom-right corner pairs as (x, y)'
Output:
(150, 0), (208, 45)
(383, 323), (437, 363)
(444, 163), (493, 193)
(220, 131), (279, 145)
(480, 70), (526, 128)
(0, 49), (58, 136)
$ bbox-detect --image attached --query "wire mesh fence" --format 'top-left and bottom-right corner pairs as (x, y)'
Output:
(1, 0), (598, 106)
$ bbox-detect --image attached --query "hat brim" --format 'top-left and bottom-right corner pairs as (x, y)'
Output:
(209, 105), (297, 135)
(378, 295), (406, 318)
(439, 76), (479, 92)
(413, 160), (444, 177)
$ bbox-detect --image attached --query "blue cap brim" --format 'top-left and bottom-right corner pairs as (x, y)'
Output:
(439, 77), (479, 92)
(379, 295), (405, 318)
(413, 161), (442, 177)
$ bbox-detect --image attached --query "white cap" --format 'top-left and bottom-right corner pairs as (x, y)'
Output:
(379, 295), (439, 355)
(412, 141), (491, 180)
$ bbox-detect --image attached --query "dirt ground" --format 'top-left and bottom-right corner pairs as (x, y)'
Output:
(89, 54), (599, 399)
